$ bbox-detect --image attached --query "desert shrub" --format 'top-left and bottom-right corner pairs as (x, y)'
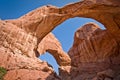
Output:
(0, 67), (7, 80)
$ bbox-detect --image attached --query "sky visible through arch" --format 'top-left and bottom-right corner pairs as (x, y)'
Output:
(0, 0), (105, 74)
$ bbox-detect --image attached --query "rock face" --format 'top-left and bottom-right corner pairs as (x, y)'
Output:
(0, 20), (61, 80)
(0, 0), (120, 80)
(63, 23), (120, 80)
(38, 33), (71, 66)
(0, 48), (60, 80)
(69, 23), (119, 64)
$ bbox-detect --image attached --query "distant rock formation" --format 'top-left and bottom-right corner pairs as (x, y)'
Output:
(38, 33), (71, 66)
(0, 0), (120, 80)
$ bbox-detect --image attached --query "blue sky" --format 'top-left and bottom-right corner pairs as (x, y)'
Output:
(0, 0), (105, 74)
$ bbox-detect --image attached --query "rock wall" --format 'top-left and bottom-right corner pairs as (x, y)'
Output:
(0, 20), (61, 80)
(0, 47), (60, 80)
(64, 23), (120, 80)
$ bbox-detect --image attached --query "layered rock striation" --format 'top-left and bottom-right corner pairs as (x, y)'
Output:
(0, 20), (62, 80)
(66, 23), (120, 80)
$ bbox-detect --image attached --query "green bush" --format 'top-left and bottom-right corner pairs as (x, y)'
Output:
(0, 67), (7, 80)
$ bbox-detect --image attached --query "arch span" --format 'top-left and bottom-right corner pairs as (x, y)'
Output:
(5, 0), (120, 67)
(38, 33), (71, 66)
(6, 0), (120, 42)
(38, 17), (105, 74)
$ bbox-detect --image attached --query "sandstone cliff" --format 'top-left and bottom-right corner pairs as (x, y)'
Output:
(65, 23), (120, 80)
(0, 20), (61, 80)
(0, 0), (120, 80)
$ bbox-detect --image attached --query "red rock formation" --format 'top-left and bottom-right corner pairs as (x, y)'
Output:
(0, 2), (72, 79)
(7, 0), (120, 41)
(0, 48), (60, 80)
(0, 20), (61, 80)
(69, 23), (119, 64)
(38, 33), (71, 66)
(65, 23), (120, 80)
(61, 0), (120, 40)
(0, 0), (120, 80)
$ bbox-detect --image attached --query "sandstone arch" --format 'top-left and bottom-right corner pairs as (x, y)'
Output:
(0, 0), (120, 79)
(3, 0), (119, 66)
(6, 0), (120, 41)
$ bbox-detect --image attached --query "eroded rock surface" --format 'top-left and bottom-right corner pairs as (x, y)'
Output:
(0, 2), (73, 79)
(0, 20), (61, 80)
(0, 47), (60, 80)
(38, 33), (71, 66)
(60, 23), (120, 80)
(61, 0), (120, 40)
(0, 0), (120, 80)
(69, 23), (119, 64)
